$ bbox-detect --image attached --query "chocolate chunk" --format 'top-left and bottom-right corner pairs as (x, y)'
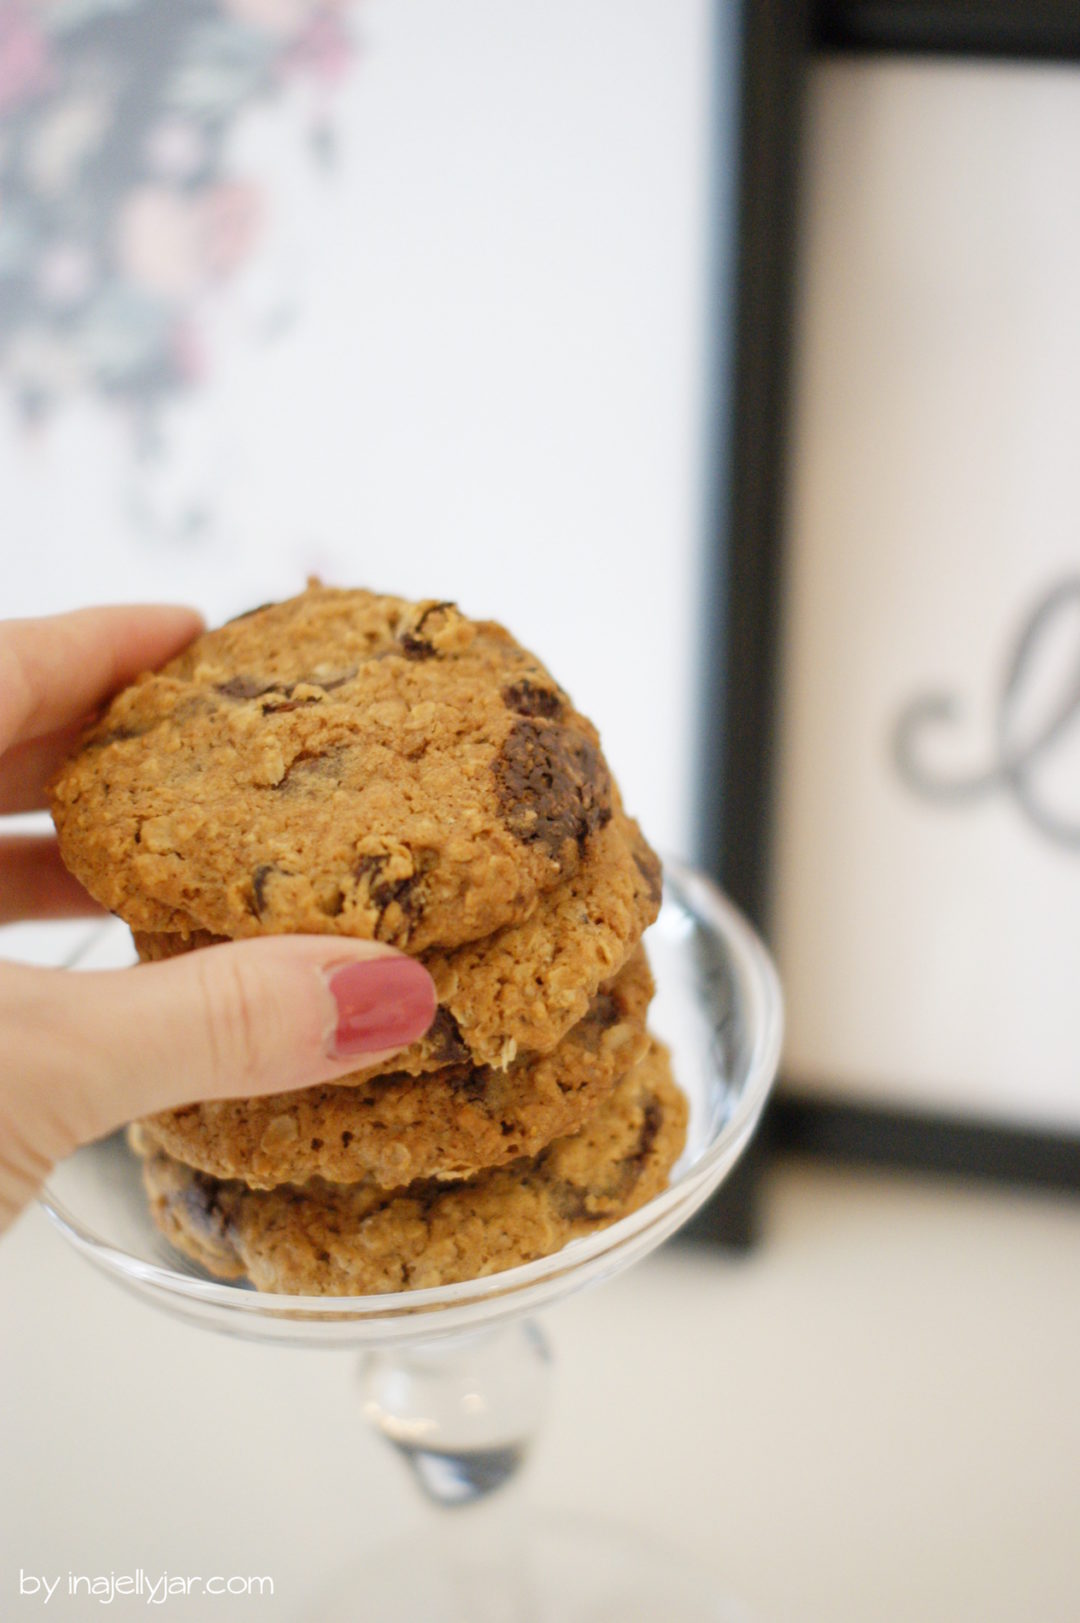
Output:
(398, 632), (437, 661)
(178, 1175), (231, 1246)
(353, 851), (427, 937)
(251, 862), (283, 917)
(576, 989), (621, 1051)
(397, 601), (456, 660)
(501, 680), (565, 720)
(355, 855), (420, 915)
(278, 747), (342, 791)
(216, 675), (282, 701)
(633, 1099), (663, 1166)
(444, 1063), (489, 1102)
(493, 720), (612, 859)
(228, 668), (357, 707)
(261, 695), (320, 715)
(426, 1006), (471, 1065)
(553, 1097), (665, 1220)
(633, 847), (663, 908)
(587, 989), (620, 1028)
(550, 1181), (600, 1223)
(614, 1099), (664, 1197)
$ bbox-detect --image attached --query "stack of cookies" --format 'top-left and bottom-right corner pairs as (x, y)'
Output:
(51, 587), (686, 1294)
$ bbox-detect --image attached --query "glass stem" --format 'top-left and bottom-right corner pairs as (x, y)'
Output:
(359, 1320), (552, 1621)
(360, 1318), (551, 1506)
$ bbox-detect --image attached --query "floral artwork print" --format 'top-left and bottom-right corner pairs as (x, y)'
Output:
(0, 0), (355, 430)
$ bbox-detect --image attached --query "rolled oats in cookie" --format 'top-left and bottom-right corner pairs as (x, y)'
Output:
(132, 808), (662, 1074)
(137, 949), (654, 1189)
(50, 586), (614, 953)
(131, 1038), (688, 1295)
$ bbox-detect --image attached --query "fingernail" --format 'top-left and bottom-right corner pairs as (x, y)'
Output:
(322, 956), (437, 1058)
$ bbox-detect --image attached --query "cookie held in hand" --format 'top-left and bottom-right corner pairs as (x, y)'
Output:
(51, 587), (615, 954)
(136, 949), (654, 1189)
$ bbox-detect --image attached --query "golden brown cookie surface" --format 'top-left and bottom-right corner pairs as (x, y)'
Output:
(132, 1038), (688, 1295)
(137, 950), (654, 1189)
(134, 809), (662, 1072)
(51, 587), (613, 953)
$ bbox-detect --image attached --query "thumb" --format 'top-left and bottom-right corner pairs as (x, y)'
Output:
(6, 936), (436, 1152)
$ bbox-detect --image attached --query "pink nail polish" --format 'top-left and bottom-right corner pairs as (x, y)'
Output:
(323, 957), (437, 1058)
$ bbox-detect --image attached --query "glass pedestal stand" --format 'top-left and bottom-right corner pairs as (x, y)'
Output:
(42, 861), (781, 1623)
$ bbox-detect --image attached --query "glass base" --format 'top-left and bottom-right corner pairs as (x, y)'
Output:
(311, 1512), (751, 1623)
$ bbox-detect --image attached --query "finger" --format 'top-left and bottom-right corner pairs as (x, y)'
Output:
(0, 604), (204, 752)
(0, 836), (106, 923)
(0, 719), (91, 814)
(4, 937), (437, 1152)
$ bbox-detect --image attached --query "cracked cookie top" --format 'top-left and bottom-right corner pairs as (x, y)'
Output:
(50, 585), (614, 953)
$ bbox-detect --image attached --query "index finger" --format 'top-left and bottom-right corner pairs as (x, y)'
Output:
(0, 604), (204, 752)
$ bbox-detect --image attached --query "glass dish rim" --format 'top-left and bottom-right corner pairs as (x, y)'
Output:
(39, 856), (783, 1322)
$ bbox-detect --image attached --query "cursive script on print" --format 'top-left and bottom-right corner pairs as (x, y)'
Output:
(891, 575), (1080, 849)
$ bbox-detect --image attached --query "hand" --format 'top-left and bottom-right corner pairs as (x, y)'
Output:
(0, 607), (437, 1234)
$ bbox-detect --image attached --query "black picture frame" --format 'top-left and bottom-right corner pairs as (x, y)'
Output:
(687, 0), (1080, 1249)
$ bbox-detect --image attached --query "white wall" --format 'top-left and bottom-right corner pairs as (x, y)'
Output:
(0, 0), (725, 858)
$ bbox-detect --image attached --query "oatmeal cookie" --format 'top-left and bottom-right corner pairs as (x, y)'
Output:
(137, 949), (653, 1189)
(134, 810), (662, 1073)
(131, 1038), (687, 1294)
(51, 586), (613, 954)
